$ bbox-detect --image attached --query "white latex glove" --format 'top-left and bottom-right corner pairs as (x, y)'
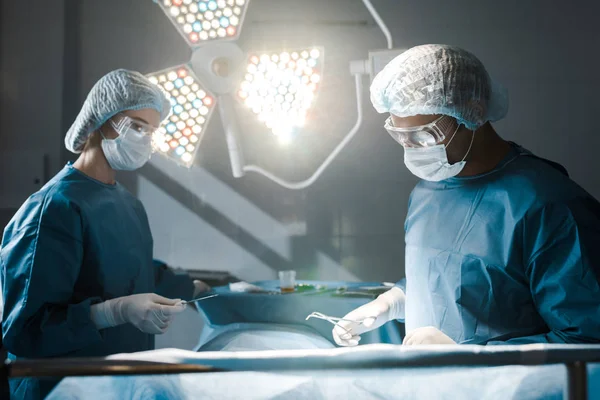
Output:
(403, 326), (456, 345)
(193, 280), (211, 298)
(91, 293), (186, 334)
(332, 286), (405, 347)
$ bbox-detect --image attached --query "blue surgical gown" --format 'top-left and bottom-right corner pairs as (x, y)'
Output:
(1, 164), (156, 399)
(404, 143), (600, 345)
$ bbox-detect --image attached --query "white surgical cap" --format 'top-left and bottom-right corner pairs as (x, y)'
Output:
(370, 44), (508, 130)
(65, 69), (171, 153)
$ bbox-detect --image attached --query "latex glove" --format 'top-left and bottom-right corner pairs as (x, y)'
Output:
(193, 280), (211, 298)
(403, 326), (456, 345)
(332, 286), (405, 347)
(91, 293), (186, 334)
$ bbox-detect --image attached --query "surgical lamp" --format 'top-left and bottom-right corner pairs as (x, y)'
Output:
(150, 0), (401, 189)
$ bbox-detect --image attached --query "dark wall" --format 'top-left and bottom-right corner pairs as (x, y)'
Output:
(0, 0), (66, 230)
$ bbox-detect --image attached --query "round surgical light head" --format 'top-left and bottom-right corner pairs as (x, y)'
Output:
(237, 48), (324, 143)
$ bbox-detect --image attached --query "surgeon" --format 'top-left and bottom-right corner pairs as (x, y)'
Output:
(332, 44), (600, 347)
(1, 69), (194, 399)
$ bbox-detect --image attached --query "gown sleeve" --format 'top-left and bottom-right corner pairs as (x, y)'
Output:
(1, 191), (102, 357)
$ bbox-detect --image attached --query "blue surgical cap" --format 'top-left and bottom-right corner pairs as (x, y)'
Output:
(370, 44), (509, 130)
(65, 69), (171, 153)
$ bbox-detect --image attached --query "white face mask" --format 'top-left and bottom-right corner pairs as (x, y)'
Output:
(101, 124), (153, 171)
(403, 125), (474, 182)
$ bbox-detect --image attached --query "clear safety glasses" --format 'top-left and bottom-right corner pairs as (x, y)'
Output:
(110, 114), (158, 138)
(384, 115), (455, 148)
(109, 114), (162, 152)
(305, 312), (376, 334)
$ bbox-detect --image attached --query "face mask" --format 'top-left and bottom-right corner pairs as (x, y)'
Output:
(403, 125), (474, 182)
(101, 120), (153, 171)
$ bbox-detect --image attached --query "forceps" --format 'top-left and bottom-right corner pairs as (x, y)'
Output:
(305, 311), (376, 335)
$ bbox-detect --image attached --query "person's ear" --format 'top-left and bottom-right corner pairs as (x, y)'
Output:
(81, 130), (102, 151)
(468, 101), (485, 128)
(99, 120), (119, 140)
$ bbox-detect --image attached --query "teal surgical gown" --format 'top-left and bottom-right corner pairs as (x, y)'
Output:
(1, 164), (156, 399)
(404, 143), (600, 344)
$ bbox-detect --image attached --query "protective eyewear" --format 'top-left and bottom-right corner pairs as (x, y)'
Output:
(110, 114), (158, 138)
(384, 115), (454, 148)
(305, 312), (376, 334)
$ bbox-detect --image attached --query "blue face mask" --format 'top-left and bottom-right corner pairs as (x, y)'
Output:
(100, 117), (153, 171)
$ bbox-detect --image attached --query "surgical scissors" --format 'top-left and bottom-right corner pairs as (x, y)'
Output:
(182, 293), (219, 305)
(305, 311), (377, 335)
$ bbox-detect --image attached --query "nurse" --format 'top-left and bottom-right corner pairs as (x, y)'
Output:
(332, 44), (600, 347)
(1, 69), (186, 398)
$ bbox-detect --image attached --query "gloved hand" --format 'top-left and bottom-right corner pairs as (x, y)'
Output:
(332, 286), (406, 347)
(403, 326), (456, 345)
(193, 280), (211, 297)
(90, 293), (186, 334)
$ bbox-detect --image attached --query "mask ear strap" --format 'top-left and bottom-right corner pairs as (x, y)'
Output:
(443, 120), (461, 149)
(98, 126), (108, 140)
(460, 130), (475, 162)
